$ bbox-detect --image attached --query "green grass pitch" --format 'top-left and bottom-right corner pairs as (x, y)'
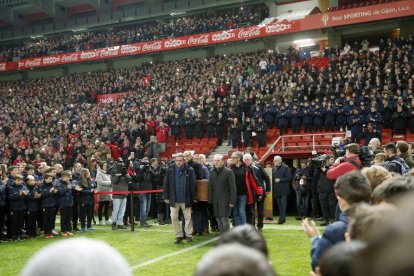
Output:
(0, 217), (314, 276)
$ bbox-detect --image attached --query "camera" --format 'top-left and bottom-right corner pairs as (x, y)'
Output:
(310, 154), (327, 168)
(108, 159), (127, 175)
(359, 146), (374, 167)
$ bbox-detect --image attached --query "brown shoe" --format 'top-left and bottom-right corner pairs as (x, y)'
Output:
(186, 237), (193, 242)
(174, 237), (184, 244)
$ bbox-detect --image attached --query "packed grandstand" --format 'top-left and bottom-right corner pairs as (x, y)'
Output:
(1, 0), (414, 275)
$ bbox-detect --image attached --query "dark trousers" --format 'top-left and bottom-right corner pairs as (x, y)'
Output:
(207, 203), (218, 230)
(43, 207), (55, 235)
(279, 125), (288, 136)
(37, 208), (43, 231)
(246, 204), (255, 225)
(295, 190), (310, 218)
(256, 200), (265, 229)
(257, 134), (266, 148)
(276, 195), (288, 222)
(185, 130), (193, 139)
(319, 192), (337, 222)
(304, 123), (312, 133)
(79, 204), (94, 229)
(124, 196), (139, 222)
(196, 131), (204, 139)
(26, 210), (38, 236)
(193, 202), (209, 234)
(0, 206), (5, 240)
(217, 129), (224, 146)
(311, 190), (321, 219)
(98, 201), (110, 221)
(207, 128), (215, 139)
(52, 207), (58, 230)
(72, 202), (79, 230)
(313, 124), (323, 132)
(232, 137), (241, 149)
(60, 207), (73, 232)
(292, 124), (301, 133)
(244, 137), (252, 147)
(10, 210), (25, 239)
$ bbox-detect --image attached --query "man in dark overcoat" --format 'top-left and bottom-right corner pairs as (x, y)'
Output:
(208, 154), (236, 234)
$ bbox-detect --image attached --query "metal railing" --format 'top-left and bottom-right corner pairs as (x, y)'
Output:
(259, 132), (346, 163)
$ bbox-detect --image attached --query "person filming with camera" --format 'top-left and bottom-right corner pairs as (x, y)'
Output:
(136, 157), (156, 228)
(110, 160), (132, 230)
(327, 143), (362, 181)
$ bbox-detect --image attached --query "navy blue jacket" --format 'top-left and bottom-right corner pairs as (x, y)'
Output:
(39, 182), (57, 208)
(56, 179), (74, 208)
(8, 184), (27, 211)
(26, 186), (40, 212)
(163, 163), (196, 208)
(0, 183), (6, 207)
(311, 211), (348, 270)
(78, 180), (95, 205)
(272, 164), (292, 196)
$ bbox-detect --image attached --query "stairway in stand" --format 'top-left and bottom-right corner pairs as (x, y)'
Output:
(206, 145), (233, 165)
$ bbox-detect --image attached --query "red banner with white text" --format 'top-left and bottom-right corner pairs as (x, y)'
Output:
(1, 0), (413, 72)
(97, 92), (129, 103)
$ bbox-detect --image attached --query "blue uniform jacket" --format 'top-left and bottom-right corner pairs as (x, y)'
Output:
(56, 179), (75, 208)
(8, 184), (27, 211)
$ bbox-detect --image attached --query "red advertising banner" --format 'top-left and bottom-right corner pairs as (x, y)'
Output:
(97, 92), (129, 103)
(1, 0), (413, 73)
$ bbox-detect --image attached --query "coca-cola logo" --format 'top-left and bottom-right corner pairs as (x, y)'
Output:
(80, 51), (97, 59)
(100, 48), (119, 57)
(0, 63), (5, 71)
(164, 39), (187, 48)
(43, 56), (60, 65)
(62, 54), (79, 62)
(188, 35), (209, 45)
(99, 97), (114, 104)
(121, 45), (141, 54)
(212, 32), (236, 42)
(18, 61), (25, 68)
(142, 42), (162, 52)
(238, 28), (261, 39)
(265, 23), (292, 34)
(25, 58), (41, 67)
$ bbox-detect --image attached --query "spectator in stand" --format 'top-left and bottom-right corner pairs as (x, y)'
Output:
(155, 122), (169, 153)
(145, 136), (161, 160)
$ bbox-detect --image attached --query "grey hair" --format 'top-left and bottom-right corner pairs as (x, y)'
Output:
(20, 238), (131, 276)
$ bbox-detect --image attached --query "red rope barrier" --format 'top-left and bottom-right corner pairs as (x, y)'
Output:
(94, 189), (163, 195)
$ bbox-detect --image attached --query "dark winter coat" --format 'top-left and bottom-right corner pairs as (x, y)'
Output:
(272, 164), (292, 196)
(8, 184), (27, 211)
(163, 163), (196, 208)
(56, 179), (74, 208)
(208, 166), (236, 218)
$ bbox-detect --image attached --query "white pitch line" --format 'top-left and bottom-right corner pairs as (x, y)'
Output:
(130, 237), (219, 271)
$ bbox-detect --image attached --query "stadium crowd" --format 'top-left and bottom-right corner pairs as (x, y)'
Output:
(0, 4), (268, 62)
(1, 33), (414, 275)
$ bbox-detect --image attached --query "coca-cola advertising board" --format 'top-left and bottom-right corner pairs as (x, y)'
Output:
(0, 0), (412, 72)
(97, 92), (129, 104)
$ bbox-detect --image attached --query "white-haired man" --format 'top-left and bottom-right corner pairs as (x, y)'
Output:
(208, 154), (236, 234)
(272, 156), (292, 224)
